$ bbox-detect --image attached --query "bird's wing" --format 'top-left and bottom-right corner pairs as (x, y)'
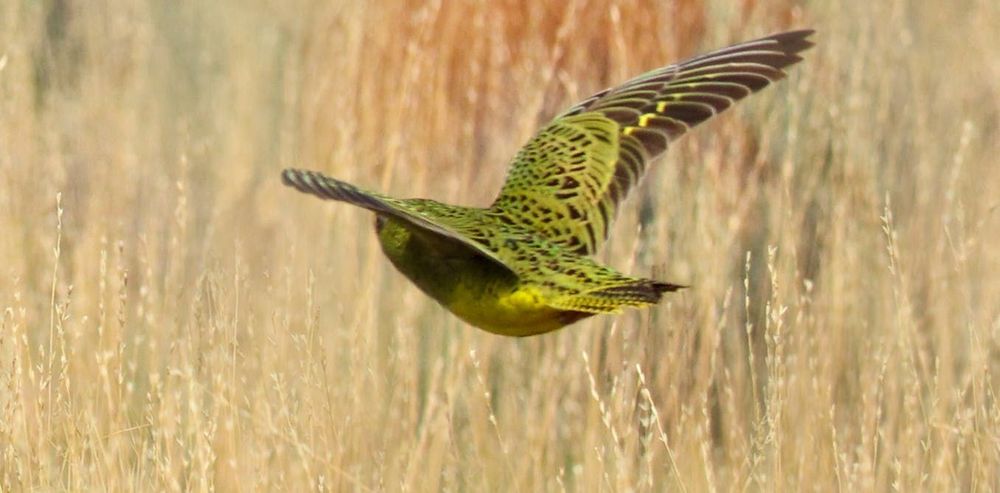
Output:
(282, 169), (517, 276)
(490, 30), (814, 255)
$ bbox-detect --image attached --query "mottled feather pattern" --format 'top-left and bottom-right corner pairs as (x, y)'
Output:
(489, 114), (621, 254)
(492, 30), (814, 255)
(281, 31), (812, 335)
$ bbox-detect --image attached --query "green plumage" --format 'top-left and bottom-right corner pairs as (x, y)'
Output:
(283, 30), (814, 336)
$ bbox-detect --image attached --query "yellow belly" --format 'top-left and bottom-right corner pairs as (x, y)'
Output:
(377, 218), (591, 336)
(447, 286), (590, 337)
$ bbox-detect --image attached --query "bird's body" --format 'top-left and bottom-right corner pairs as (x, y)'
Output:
(283, 30), (814, 336)
(374, 209), (673, 336)
(377, 216), (576, 336)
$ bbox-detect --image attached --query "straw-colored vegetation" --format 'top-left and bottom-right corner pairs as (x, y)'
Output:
(2, 0), (998, 490)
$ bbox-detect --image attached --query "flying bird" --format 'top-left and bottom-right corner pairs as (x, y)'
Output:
(283, 30), (814, 336)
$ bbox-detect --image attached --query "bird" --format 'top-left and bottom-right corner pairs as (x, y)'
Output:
(282, 30), (814, 337)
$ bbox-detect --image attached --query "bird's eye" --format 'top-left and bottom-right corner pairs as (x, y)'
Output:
(374, 215), (387, 232)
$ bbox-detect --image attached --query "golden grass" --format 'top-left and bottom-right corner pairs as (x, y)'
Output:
(2, 0), (999, 490)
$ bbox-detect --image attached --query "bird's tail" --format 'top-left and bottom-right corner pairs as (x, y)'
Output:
(550, 279), (685, 314)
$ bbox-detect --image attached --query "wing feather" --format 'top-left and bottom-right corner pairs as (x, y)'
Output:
(491, 30), (814, 254)
(282, 169), (517, 275)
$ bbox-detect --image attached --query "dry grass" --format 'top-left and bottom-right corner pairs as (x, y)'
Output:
(2, 0), (999, 491)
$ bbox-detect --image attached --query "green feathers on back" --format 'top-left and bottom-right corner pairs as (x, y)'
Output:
(490, 114), (621, 255)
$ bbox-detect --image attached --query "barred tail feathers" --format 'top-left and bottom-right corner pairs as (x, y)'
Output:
(550, 278), (685, 314)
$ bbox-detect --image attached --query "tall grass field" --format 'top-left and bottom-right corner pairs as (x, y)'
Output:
(1, 0), (998, 490)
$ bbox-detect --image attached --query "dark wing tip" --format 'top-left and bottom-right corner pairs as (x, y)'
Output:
(727, 29), (814, 76)
(281, 168), (317, 192)
(769, 28), (816, 43)
(281, 168), (301, 186)
(280, 168), (347, 201)
(765, 29), (816, 59)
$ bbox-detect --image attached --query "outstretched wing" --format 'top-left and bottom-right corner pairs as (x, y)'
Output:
(490, 30), (814, 255)
(282, 169), (517, 275)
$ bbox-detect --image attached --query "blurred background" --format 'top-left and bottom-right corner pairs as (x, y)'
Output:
(1, 0), (998, 490)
